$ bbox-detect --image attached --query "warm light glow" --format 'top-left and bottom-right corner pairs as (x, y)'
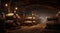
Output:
(32, 13), (35, 16)
(15, 7), (18, 10)
(26, 17), (32, 19)
(56, 11), (60, 16)
(16, 14), (20, 18)
(33, 21), (35, 22)
(5, 4), (8, 6)
(26, 16), (35, 19)
(33, 17), (35, 19)
(6, 13), (14, 16)
(58, 11), (60, 13)
(25, 21), (32, 23)
(14, 11), (16, 13)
